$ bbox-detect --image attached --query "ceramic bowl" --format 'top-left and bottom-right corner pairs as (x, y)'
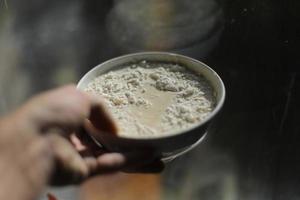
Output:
(77, 52), (225, 159)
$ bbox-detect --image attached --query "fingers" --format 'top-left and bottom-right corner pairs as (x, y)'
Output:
(88, 105), (118, 136)
(72, 126), (101, 153)
(47, 133), (127, 185)
(19, 85), (118, 137)
(14, 84), (164, 187)
(96, 153), (125, 170)
(86, 95), (118, 135)
(89, 151), (165, 175)
(70, 133), (88, 152)
(23, 85), (89, 131)
(73, 127), (165, 175)
(86, 153), (126, 176)
(46, 134), (88, 185)
(20, 137), (54, 193)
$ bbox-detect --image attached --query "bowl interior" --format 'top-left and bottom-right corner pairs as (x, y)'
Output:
(77, 52), (225, 139)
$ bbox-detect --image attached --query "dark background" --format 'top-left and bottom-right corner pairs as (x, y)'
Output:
(0, 0), (299, 199)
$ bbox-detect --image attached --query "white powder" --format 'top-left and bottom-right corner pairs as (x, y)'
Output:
(85, 61), (215, 138)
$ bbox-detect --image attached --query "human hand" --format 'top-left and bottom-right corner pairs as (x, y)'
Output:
(25, 85), (163, 185)
(0, 85), (163, 200)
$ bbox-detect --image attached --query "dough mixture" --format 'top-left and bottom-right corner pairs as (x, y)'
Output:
(85, 61), (215, 138)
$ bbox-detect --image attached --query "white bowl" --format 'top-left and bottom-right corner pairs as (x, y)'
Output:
(77, 52), (225, 159)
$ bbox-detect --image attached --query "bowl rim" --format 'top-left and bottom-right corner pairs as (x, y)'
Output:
(77, 51), (226, 141)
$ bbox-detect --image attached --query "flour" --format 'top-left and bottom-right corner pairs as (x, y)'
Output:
(85, 61), (215, 138)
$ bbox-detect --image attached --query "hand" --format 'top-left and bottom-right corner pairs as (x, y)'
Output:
(0, 85), (163, 200)
(24, 85), (163, 185)
(20, 85), (127, 185)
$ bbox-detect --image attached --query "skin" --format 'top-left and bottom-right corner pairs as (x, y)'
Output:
(0, 85), (163, 200)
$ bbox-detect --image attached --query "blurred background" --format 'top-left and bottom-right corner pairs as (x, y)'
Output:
(0, 0), (299, 199)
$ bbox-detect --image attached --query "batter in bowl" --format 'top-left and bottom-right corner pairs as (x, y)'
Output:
(85, 61), (215, 138)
